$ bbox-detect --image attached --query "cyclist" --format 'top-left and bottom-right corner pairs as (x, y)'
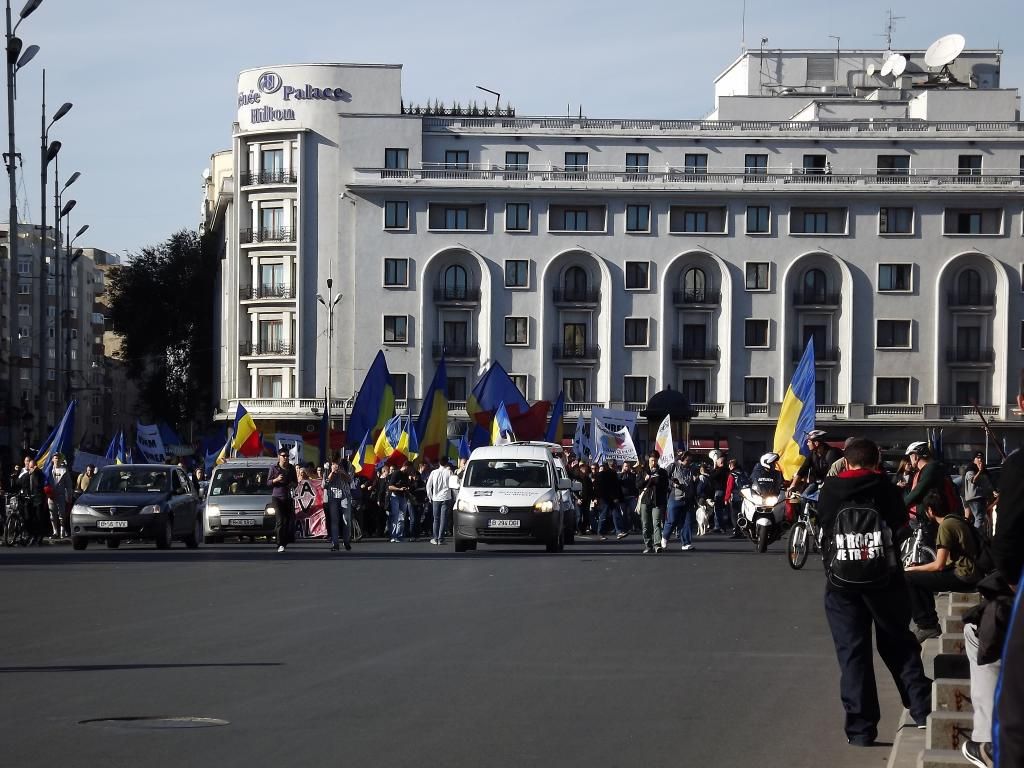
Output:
(902, 441), (957, 549)
(789, 430), (842, 491)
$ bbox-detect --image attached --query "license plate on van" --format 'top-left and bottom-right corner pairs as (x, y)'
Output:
(488, 519), (520, 528)
(228, 518), (257, 527)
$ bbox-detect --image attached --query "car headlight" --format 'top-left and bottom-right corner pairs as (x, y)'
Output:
(72, 504), (96, 517)
(265, 505), (276, 516)
(206, 505), (221, 517)
(533, 500), (555, 513)
(140, 504), (162, 515)
(455, 499), (477, 514)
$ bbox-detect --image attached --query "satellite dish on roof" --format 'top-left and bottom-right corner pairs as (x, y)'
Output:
(889, 54), (907, 77)
(925, 33), (966, 68)
(880, 56), (895, 78)
(866, 63), (876, 77)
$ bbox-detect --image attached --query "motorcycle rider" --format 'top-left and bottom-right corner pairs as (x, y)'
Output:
(751, 452), (785, 486)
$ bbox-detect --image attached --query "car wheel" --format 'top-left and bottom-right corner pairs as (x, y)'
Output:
(183, 516), (201, 549)
(105, 539), (121, 549)
(155, 517), (173, 550)
(71, 536), (87, 551)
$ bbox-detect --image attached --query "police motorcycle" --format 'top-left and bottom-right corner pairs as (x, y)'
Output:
(737, 452), (789, 553)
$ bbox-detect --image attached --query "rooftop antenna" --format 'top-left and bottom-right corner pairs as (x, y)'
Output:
(740, 0), (746, 52)
(759, 36), (769, 95)
(878, 9), (906, 51)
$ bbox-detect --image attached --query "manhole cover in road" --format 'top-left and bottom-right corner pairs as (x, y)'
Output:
(79, 717), (229, 730)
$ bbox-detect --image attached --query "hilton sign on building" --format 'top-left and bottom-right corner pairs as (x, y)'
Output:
(202, 53), (1024, 464)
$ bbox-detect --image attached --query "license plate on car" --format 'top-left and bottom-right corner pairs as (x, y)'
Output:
(228, 518), (257, 527)
(97, 520), (128, 529)
(488, 519), (520, 528)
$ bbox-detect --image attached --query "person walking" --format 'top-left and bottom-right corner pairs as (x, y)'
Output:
(593, 460), (626, 541)
(662, 452), (696, 550)
(426, 460), (454, 545)
(17, 457), (47, 546)
(961, 452), (995, 535)
(638, 453), (668, 553)
(619, 461), (640, 534)
(707, 450), (731, 533)
(49, 453), (72, 539)
(324, 457), (353, 552)
(387, 462), (412, 542)
(267, 448), (298, 553)
(815, 438), (931, 746)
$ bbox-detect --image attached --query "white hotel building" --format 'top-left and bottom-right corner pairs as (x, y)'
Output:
(202, 47), (1024, 462)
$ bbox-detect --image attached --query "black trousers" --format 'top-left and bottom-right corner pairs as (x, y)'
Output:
(824, 585), (932, 741)
(996, 587), (1024, 767)
(272, 496), (294, 546)
(905, 570), (977, 629)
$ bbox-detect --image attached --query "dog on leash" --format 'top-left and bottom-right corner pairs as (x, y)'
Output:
(695, 500), (714, 536)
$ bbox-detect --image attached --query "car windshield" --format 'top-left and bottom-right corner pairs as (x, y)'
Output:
(209, 468), (269, 496)
(464, 459), (550, 489)
(93, 468), (169, 494)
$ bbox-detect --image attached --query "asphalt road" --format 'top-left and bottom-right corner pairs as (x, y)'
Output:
(0, 535), (903, 768)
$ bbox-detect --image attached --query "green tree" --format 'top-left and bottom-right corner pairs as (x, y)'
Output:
(106, 229), (217, 435)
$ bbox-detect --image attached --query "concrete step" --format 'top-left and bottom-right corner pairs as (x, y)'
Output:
(942, 615), (964, 635)
(940, 634), (967, 655)
(926, 710), (973, 751)
(918, 748), (971, 768)
(948, 594), (980, 616)
(930, 653), (970, 680)
(932, 678), (973, 713)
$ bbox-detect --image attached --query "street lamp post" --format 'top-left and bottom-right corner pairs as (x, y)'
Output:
(53, 166), (78, 403)
(62, 227), (86, 407)
(315, 277), (342, 420)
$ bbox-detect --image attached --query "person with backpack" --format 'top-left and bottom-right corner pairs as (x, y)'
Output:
(815, 438), (931, 747)
(961, 452), (995, 535)
(903, 490), (982, 642)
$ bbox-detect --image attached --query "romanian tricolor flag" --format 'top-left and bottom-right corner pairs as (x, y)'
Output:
(491, 402), (515, 446)
(374, 415), (418, 466)
(351, 430), (378, 478)
(36, 400), (77, 482)
(773, 338), (817, 480)
(416, 358), (449, 463)
(231, 403), (262, 457)
(346, 350), (396, 450)
(544, 391), (565, 443)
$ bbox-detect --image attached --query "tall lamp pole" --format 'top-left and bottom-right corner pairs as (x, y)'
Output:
(62, 224), (86, 407)
(53, 167), (78, 402)
(5, 0), (42, 450)
(315, 277), (342, 418)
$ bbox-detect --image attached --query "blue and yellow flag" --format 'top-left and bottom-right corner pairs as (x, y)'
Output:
(374, 415), (418, 466)
(491, 402), (516, 446)
(347, 350), (396, 450)
(36, 400), (77, 482)
(416, 358), (448, 463)
(352, 430), (378, 478)
(773, 338), (817, 480)
(104, 430), (120, 464)
(544, 391), (565, 443)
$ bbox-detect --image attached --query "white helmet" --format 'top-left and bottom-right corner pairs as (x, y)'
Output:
(905, 441), (930, 457)
(760, 452), (780, 469)
(806, 430), (827, 441)
(708, 449), (724, 462)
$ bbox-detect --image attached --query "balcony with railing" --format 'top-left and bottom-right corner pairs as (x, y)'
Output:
(431, 342), (480, 361)
(551, 343), (600, 361)
(946, 291), (995, 309)
(791, 291), (841, 308)
(791, 345), (840, 363)
(239, 284), (297, 301)
(245, 169), (297, 186)
(551, 287), (601, 306)
(240, 227), (296, 244)
(671, 345), (720, 363)
(432, 286), (481, 305)
(238, 341), (295, 357)
(672, 289), (722, 307)
(945, 346), (995, 365)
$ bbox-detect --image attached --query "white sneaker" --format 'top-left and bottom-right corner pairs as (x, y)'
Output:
(660, 537), (668, 549)
(277, 545), (285, 553)
(681, 544), (694, 551)
(429, 538), (438, 545)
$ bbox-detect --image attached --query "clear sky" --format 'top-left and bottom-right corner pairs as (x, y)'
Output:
(7, 0), (1020, 256)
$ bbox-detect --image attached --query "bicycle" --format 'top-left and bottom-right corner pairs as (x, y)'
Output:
(786, 487), (821, 570)
(3, 493), (29, 547)
(899, 519), (936, 567)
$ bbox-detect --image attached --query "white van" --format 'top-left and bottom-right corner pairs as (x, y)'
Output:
(452, 442), (579, 553)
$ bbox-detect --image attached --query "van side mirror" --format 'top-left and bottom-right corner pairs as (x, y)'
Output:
(557, 478), (571, 491)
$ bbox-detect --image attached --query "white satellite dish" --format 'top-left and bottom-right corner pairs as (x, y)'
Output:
(890, 54), (907, 77)
(880, 56), (895, 78)
(866, 63), (877, 77)
(202, 168), (212, 180)
(925, 33), (966, 68)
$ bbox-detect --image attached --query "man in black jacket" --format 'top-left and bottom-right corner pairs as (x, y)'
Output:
(994, 378), (1024, 767)
(816, 438), (931, 747)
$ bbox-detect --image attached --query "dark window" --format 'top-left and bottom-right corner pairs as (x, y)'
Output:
(745, 319), (769, 347)
(504, 317), (528, 345)
(956, 212), (982, 234)
(682, 324), (707, 357)
(879, 264), (912, 291)
(681, 379), (706, 404)
(625, 153), (649, 176)
(444, 149), (469, 169)
(746, 205), (769, 233)
(384, 148), (408, 169)
(879, 206), (913, 234)
(623, 376), (647, 403)
(684, 154), (708, 174)
(626, 204), (650, 232)
(391, 374), (408, 401)
(876, 378), (909, 405)
(803, 154), (827, 174)
(956, 326), (982, 356)
(955, 381), (981, 406)
(505, 151), (529, 178)
(744, 377), (768, 404)
(384, 201), (409, 229)
(505, 202), (530, 231)
(383, 316), (408, 343)
(957, 154), (982, 176)
(563, 323), (587, 352)
(957, 269), (983, 305)
(877, 319), (911, 348)
(446, 376), (466, 401)
(802, 211), (828, 233)
(510, 375), (527, 398)
(746, 262), (770, 290)
(877, 155), (910, 176)
(744, 153), (768, 176)
(564, 209), (589, 230)
(442, 265), (469, 298)
(563, 266), (588, 298)
(683, 267), (707, 301)
(625, 261), (649, 290)
(383, 258), (408, 287)
(815, 376), (828, 405)
(802, 324), (827, 355)
(563, 377), (587, 402)
(564, 152), (589, 177)
(443, 320), (468, 347)
(802, 269), (828, 304)
(504, 260), (528, 288)
(683, 210), (708, 232)
(624, 318), (649, 347)
(444, 207), (469, 230)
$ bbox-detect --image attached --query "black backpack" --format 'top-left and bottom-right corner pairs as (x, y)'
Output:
(946, 513), (995, 577)
(825, 498), (898, 590)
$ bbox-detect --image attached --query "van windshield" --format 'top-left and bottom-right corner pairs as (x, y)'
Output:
(209, 468), (269, 496)
(464, 459), (550, 489)
(93, 468), (169, 494)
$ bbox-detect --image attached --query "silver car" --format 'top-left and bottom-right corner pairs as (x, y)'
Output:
(203, 459), (279, 543)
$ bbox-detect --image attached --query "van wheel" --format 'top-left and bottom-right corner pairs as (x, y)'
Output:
(105, 539), (121, 549)
(454, 538), (473, 553)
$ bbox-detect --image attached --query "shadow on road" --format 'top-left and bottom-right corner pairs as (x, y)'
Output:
(0, 662), (282, 674)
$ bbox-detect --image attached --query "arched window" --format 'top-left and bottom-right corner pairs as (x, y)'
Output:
(682, 267), (706, 302)
(957, 268), (982, 305)
(442, 264), (468, 300)
(802, 268), (828, 304)
(563, 266), (588, 301)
